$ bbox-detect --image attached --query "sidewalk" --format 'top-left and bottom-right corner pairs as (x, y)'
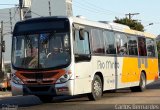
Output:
(0, 91), (12, 98)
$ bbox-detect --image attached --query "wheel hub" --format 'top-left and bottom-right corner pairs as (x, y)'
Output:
(93, 80), (102, 96)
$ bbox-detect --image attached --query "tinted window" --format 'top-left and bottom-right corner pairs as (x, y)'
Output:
(103, 31), (116, 54)
(115, 33), (128, 55)
(146, 38), (156, 57)
(12, 33), (71, 69)
(92, 29), (105, 54)
(128, 36), (138, 55)
(138, 37), (147, 56)
(14, 18), (70, 35)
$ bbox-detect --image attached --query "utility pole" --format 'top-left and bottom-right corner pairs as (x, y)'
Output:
(48, 1), (52, 16)
(9, 9), (13, 33)
(19, 0), (23, 20)
(125, 13), (140, 20)
(0, 21), (3, 72)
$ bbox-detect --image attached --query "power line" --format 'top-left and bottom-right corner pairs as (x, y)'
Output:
(74, 1), (113, 15)
(23, 8), (31, 19)
(3, 7), (19, 24)
(73, 3), (110, 15)
(30, 11), (43, 17)
(74, 0), (125, 15)
(73, 3), (117, 17)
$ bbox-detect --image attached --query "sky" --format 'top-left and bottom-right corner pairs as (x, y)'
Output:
(0, 0), (160, 35)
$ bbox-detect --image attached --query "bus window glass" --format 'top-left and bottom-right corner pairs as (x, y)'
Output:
(92, 29), (105, 54)
(13, 36), (26, 67)
(138, 37), (147, 56)
(103, 31), (116, 54)
(146, 38), (155, 57)
(12, 33), (70, 69)
(115, 33), (128, 55)
(74, 30), (90, 55)
(128, 36), (138, 56)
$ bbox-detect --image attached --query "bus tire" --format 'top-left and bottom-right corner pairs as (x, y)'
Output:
(37, 95), (53, 103)
(130, 72), (146, 92)
(87, 75), (103, 101)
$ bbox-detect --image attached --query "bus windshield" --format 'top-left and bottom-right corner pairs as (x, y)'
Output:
(12, 32), (71, 69)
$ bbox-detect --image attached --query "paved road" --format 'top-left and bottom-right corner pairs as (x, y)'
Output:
(1, 79), (160, 110)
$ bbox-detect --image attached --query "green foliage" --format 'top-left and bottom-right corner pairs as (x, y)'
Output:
(114, 17), (144, 32)
(157, 41), (160, 60)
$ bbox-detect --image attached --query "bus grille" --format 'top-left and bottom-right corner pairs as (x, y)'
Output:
(19, 72), (58, 84)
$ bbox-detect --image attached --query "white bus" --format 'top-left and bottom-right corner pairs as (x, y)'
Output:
(11, 16), (159, 102)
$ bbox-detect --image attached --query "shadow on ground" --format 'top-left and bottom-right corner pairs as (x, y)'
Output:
(0, 79), (159, 107)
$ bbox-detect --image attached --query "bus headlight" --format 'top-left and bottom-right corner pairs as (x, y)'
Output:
(11, 74), (24, 85)
(56, 73), (71, 83)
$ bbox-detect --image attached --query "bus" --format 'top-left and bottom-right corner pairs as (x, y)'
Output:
(11, 16), (159, 102)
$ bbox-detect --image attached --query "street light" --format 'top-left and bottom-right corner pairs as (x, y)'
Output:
(145, 23), (154, 27)
(144, 23), (154, 31)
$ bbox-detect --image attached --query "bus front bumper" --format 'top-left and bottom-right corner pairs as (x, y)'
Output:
(11, 80), (73, 96)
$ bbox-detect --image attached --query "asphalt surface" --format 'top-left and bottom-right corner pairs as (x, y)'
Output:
(0, 79), (160, 110)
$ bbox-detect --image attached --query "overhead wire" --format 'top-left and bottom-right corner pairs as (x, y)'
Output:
(3, 7), (19, 24)
(0, 7), (19, 35)
(73, 3), (115, 17)
(30, 10), (43, 17)
(74, 0), (160, 32)
(73, 0), (125, 16)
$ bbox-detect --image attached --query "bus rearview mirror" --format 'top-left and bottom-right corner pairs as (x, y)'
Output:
(79, 29), (85, 40)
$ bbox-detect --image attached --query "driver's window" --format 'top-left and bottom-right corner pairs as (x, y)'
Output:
(74, 30), (90, 55)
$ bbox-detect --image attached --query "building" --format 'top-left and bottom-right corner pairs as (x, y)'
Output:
(31, 0), (73, 18)
(0, 0), (73, 63)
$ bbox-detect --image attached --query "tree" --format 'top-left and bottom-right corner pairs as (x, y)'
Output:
(157, 41), (160, 69)
(114, 17), (144, 31)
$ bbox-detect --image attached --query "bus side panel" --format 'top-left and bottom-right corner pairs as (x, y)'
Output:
(117, 57), (140, 89)
(92, 56), (116, 91)
(118, 57), (158, 88)
(146, 58), (159, 83)
(74, 62), (92, 95)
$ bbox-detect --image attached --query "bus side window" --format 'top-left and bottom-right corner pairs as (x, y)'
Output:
(92, 29), (105, 54)
(138, 37), (147, 56)
(146, 38), (156, 57)
(128, 35), (138, 56)
(115, 33), (128, 55)
(103, 31), (116, 54)
(74, 30), (90, 55)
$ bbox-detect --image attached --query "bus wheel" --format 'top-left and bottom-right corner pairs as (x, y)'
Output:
(37, 95), (53, 103)
(87, 75), (103, 101)
(130, 72), (146, 92)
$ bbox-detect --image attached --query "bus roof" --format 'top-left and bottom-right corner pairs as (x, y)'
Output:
(70, 16), (156, 39)
(15, 16), (156, 39)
